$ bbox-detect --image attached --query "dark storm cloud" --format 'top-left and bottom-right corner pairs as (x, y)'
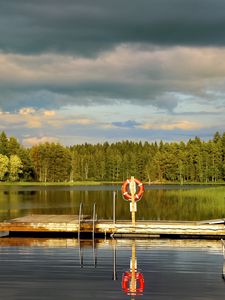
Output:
(0, 78), (173, 111)
(1, 0), (225, 55)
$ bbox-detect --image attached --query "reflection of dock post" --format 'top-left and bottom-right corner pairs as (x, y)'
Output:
(221, 239), (225, 280)
(93, 239), (97, 268)
(78, 240), (97, 268)
(131, 240), (137, 297)
(223, 260), (225, 280)
(79, 240), (83, 268)
(122, 240), (144, 297)
(112, 239), (118, 280)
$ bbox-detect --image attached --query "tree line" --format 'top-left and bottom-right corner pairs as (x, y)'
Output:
(0, 131), (225, 183)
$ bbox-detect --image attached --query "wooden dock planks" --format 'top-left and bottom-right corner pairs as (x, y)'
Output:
(1, 215), (225, 237)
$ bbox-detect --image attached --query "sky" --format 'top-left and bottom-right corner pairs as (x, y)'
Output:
(0, 0), (225, 146)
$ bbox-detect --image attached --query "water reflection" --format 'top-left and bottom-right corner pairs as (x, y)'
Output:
(79, 239), (97, 268)
(221, 239), (225, 280)
(122, 240), (144, 297)
(0, 238), (225, 299)
(1, 185), (225, 222)
(78, 238), (145, 298)
(112, 239), (118, 281)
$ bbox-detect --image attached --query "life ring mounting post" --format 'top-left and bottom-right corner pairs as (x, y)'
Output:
(121, 176), (144, 227)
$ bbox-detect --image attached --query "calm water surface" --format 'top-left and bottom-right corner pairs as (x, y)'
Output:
(0, 238), (225, 299)
(0, 184), (225, 221)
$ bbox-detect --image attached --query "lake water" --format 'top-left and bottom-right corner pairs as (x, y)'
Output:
(0, 184), (225, 222)
(1, 185), (225, 299)
(0, 238), (225, 300)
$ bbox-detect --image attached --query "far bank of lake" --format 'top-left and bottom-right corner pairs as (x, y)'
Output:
(0, 184), (225, 222)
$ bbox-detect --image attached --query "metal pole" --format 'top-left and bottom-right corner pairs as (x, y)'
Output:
(112, 239), (117, 280)
(113, 191), (116, 225)
(92, 202), (96, 241)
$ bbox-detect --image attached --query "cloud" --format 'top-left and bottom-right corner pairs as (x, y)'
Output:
(43, 110), (55, 116)
(0, 110), (42, 128)
(110, 117), (203, 131)
(1, 46), (225, 112)
(23, 136), (59, 146)
(0, 108), (96, 131)
(139, 120), (202, 130)
(19, 107), (36, 115)
(111, 120), (141, 129)
(1, 1), (225, 56)
(0, 1), (224, 145)
(47, 116), (94, 128)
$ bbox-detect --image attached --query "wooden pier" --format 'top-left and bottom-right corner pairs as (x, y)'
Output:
(1, 215), (225, 238)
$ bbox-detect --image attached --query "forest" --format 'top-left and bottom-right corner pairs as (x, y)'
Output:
(0, 131), (225, 183)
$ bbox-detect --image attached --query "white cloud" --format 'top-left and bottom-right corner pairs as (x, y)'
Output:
(43, 110), (55, 116)
(0, 108), (97, 130)
(23, 136), (59, 146)
(19, 107), (36, 115)
(139, 120), (202, 131)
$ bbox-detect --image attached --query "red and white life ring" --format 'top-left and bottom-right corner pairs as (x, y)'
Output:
(122, 271), (145, 295)
(121, 178), (144, 201)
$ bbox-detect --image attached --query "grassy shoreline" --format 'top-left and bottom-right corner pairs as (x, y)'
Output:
(0, 181), (224, 186)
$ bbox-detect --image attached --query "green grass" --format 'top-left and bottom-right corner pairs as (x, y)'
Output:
(0, 181), (103, 186)
(0, 180), (224, 186)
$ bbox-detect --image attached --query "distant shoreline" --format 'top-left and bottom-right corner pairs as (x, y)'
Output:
(0, 181), (224, 186)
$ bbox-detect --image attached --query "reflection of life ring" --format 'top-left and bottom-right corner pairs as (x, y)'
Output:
(121, 178), (144, 201)
(122, 271), (145, 295)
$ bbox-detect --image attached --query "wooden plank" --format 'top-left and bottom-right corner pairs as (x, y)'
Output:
(10, 215), (90, 223)
(198, 219), (225, 225)
(0, 215), (225, 237)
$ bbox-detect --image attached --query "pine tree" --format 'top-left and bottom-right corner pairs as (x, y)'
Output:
(0, 131), (8, 156)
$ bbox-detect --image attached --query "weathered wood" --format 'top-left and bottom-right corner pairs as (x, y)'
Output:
(0, 231), (9, 237)
(198, 219), (225, 225)
(0, 215), (225, 238)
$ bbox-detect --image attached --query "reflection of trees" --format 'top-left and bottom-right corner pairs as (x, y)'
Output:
(1, 186), (225, 222)
(0, 190), (40, 221)
(0, 190), (23, 220)
(136, 188), (225, 221)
